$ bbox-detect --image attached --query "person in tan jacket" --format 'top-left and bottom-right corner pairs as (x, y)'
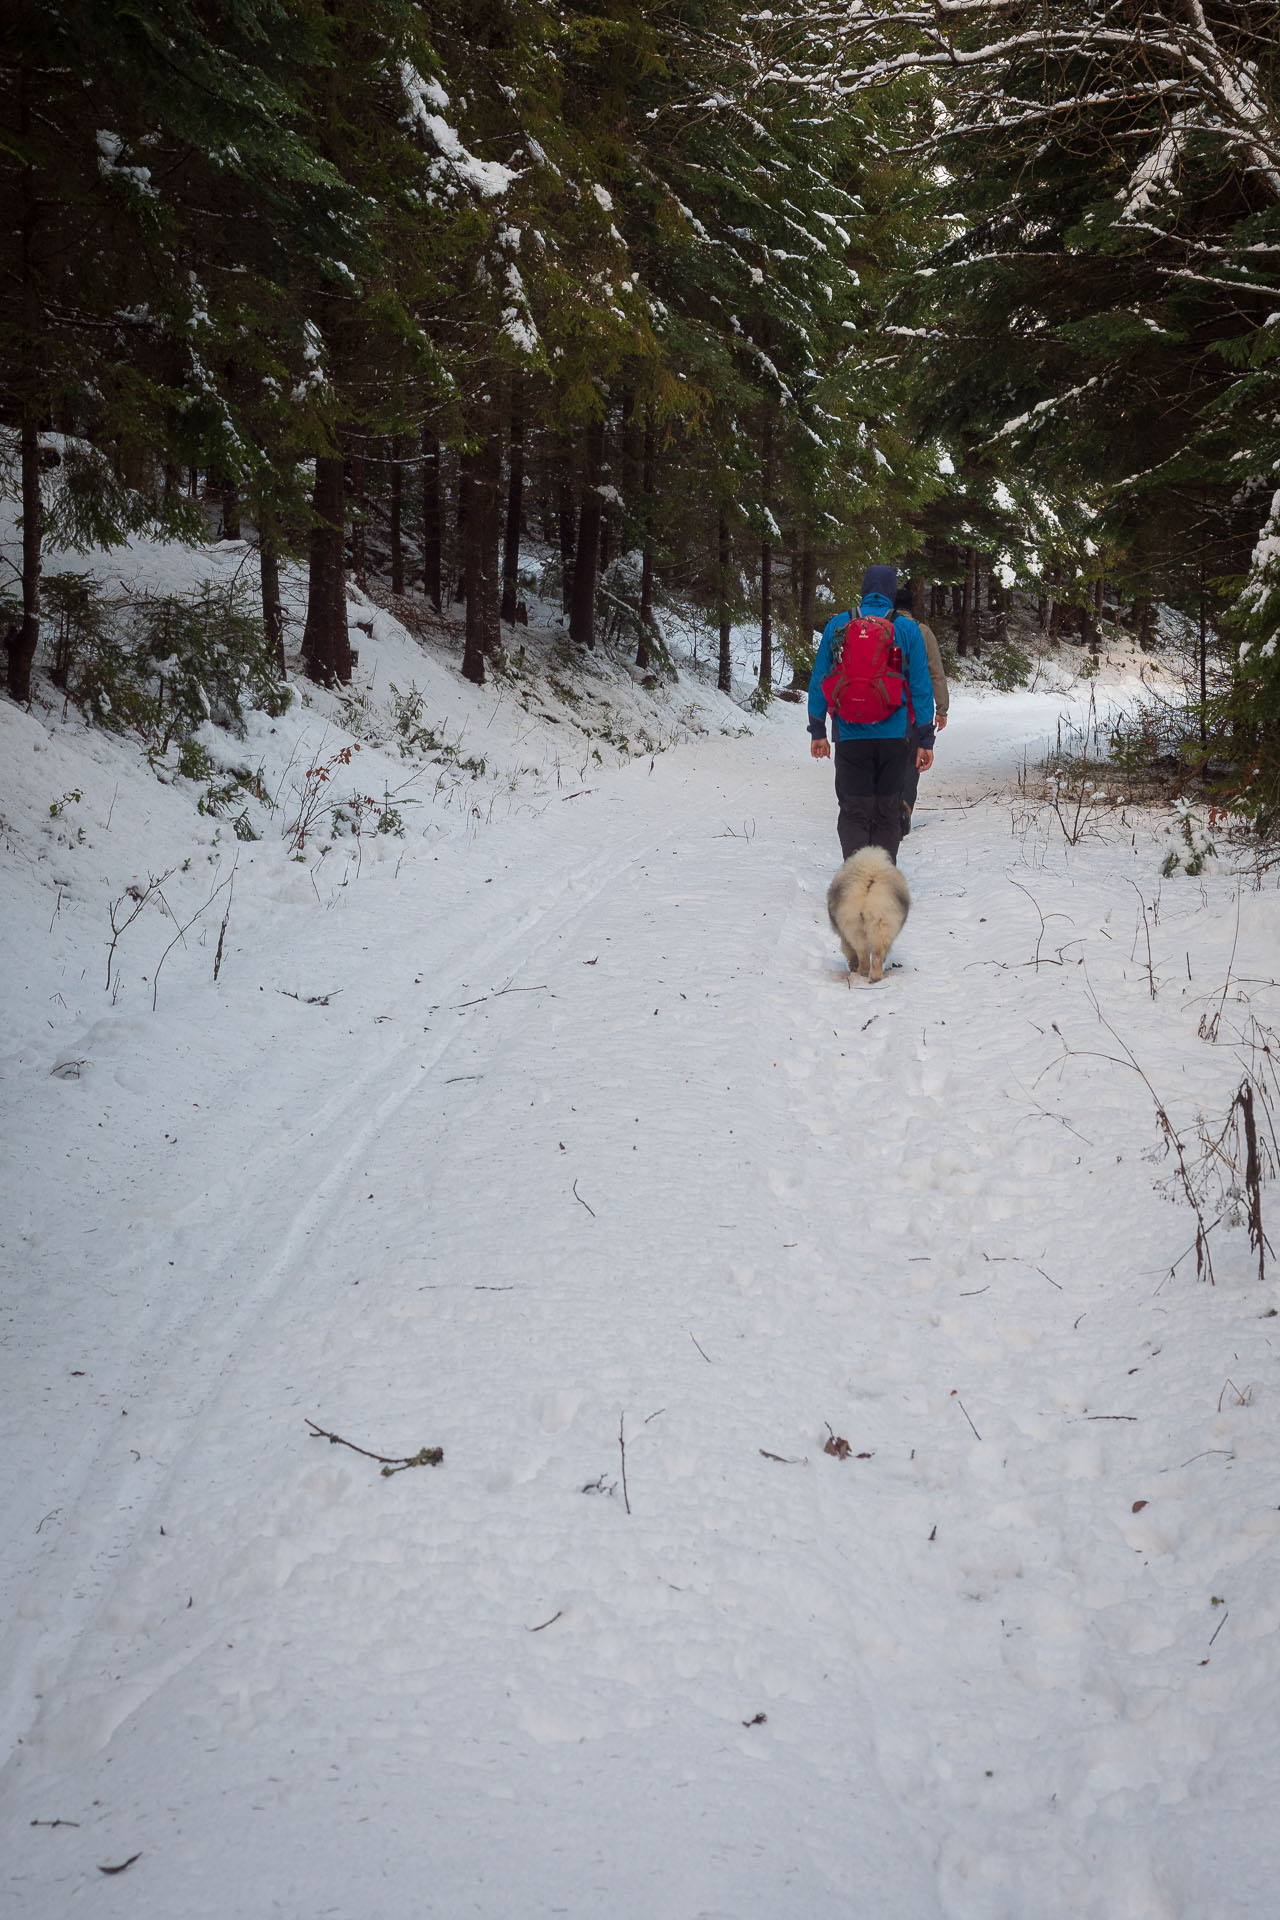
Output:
(895, 587), (949, 834)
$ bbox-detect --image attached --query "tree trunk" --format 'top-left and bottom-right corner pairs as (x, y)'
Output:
(6, 408), (42, 703)
(1082, 579), (1101, 652)
(910, 576), (926, 622)
(717, 511), (732, 695)
(454, 471), (467, 602)
(460, 426), (501, 684)
(1135, 596), (1154, 651)
(957, 549), (973, 656)
(219, 480), (241, 542)
(758, 411), (774, 700)
(485, 439), (502, 650)
(569, 416), (605, 649)
(259, 516), (286, 678)
(301, 454), (351, 686)
(117, 435), (151, 502)
(799, 546), (817, 640)
(421, 428), (441, 611)
(349, 452), (366, 588)
(598, 395), (621, 579)
(637, 412), (655, 671)
(994, 582), (1009, 646)
(619, 387), (640, 504)
(459, 455), (478, 676)
(500, 408), (524, 625)
(799, 545), (817, 672)
(389, 437), (404, 597)
(759, 537), (773, 698)
(558, 441), (575, 613)
(930, 581), (944, 622)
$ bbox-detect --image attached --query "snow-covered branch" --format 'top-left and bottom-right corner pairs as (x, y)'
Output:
(768, 3), (1280, 199)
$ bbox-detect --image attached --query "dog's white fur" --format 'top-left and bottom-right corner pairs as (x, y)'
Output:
(827, 845), (910, 984)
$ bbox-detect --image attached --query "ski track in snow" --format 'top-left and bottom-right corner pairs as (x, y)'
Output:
(3, 689), (1280, 1920)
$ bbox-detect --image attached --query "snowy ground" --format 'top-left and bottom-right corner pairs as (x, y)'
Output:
(3, 575), (1280, 1919)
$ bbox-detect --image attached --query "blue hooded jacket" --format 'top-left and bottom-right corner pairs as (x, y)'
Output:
(807, 593), (936, 746)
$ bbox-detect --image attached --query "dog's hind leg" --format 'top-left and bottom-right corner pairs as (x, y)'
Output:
(867, 944), (885, 984)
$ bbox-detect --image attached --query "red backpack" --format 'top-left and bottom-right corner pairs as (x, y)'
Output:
(821, 612), (915, 727)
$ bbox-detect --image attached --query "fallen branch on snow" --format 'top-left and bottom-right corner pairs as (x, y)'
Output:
(305, 1419), (443, 1476)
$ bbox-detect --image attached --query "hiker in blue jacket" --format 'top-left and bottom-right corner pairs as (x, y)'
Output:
(808, 565), (935, 862)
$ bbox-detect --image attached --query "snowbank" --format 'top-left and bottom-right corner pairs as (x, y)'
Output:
(3, 531), (1280, 1920)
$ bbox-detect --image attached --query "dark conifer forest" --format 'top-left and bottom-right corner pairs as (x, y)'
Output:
(5, 2), (1280, 818)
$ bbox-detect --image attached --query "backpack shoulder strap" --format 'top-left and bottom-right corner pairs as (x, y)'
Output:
(894, 615), (917, 728)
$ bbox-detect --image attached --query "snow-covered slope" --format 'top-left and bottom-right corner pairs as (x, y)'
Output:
(3, 551), (1279, 1920)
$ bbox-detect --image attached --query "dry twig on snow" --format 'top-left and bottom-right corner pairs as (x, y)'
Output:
(305, 1419), (443, 1476)
(618, 1412), (631, 1514)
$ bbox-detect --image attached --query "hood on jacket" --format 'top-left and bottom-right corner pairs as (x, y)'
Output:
(860, 592), (894, 619)
(861, 564), (898, 602)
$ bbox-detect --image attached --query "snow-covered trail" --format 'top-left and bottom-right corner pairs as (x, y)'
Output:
(4, 690), (1280, 1920)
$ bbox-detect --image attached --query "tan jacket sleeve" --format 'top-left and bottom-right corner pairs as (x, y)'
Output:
(918, 622), (949, 717)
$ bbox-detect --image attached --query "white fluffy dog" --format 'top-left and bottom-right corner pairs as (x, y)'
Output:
(826, 845), (910, 984)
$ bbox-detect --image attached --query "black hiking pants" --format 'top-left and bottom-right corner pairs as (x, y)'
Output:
(834, 736), (909, 863)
